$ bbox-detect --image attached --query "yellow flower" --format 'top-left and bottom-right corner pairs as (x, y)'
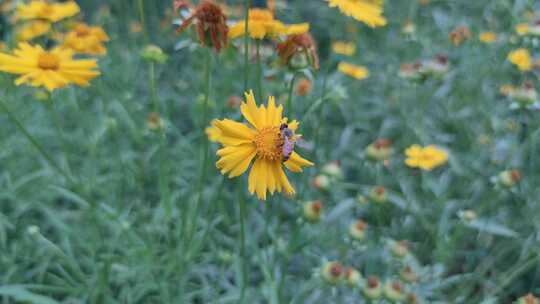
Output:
(508, 48), (532, 71)
(206, 120), (222, 142)
(16, 20), (51, 41)
(338, 62), (369, 80)
(479, 31), (497, 43)
(515, 23), (529, 36)
(0, 42), (100, 91)
(212, 90), (314, 200)
(61, 23), (109, 55)
(332, 41), (356, 56)
(228, 8), (309, 39)
(326, 0), (387, 27)
(16, 0), (80, 23)
(405, 145), (448, 171)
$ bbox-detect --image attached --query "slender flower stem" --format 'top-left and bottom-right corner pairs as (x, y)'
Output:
(137, 0), (148, 43)
(238, 179), (248, 304)
(286, 72), (298, 116)
(255, 40), (263, 102)
(149, 62), (159, 113)
(0, 99), (71, 183)
(243, 0), (251, 92)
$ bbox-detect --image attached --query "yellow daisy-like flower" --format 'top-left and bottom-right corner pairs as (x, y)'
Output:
(206, 120), (222, 142)
(61, 23), (110, 56)
(332, 41), (356, 56)
(338, 62), (369, 80)
(508, 48), (532, 71)
(479, 31), (497, 43)
(515, 23), (529, 36)
(212, 91), (314, 200)
(405, 145), (448, 171)
(16, 0), (80, 23)
(228, 8), (309, 39)
(16, 20), (51, 42)
(326, 0), (387, 28)
(0, 42), (100, 91)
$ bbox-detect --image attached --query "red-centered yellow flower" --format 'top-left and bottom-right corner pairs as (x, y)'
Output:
(212, 90), (314, 200)
(0, 43), (100, 91)
(338, 62), (369, 79)
(405, 145), (448, 171)
(326, 0), (387, 27)
(61, 23), (109, 55)
(16, 0), (80, 23)
(228, 8), (309, 39)
(508, 48), (532, 71)
(16, 20), (51, 41)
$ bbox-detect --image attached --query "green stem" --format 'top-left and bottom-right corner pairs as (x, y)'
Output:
(255, 40), (263, 102)
(149, 62), (159, 113)
(286, 73), (298, 116)
(243, 0), (251, 92)
(137, 0), (148, 43)
(238, 179), (248, 304)
(0, 99), (71, 182)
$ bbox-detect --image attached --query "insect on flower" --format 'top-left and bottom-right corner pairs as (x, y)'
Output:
(279, 123), (299, 162)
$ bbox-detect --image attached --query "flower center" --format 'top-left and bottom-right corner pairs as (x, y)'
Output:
(38, 53), (60, 70)
(74, 25), (91, 37)
(253, 126), (283, 161)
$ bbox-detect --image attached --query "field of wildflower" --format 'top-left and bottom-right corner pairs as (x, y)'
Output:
(2, 0), (540, 303)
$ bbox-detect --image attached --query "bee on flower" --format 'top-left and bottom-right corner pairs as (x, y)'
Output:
(210, 91), (313, 200)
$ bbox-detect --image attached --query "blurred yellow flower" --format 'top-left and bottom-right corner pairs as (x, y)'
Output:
(212, 90), (313, 200)
(326, 0), (387, 28)
(229, 8), (309, 39)
(16, 0), (79, 23)
(479, 31), (497, 43)
(62, 23), (109, 55)
(332, 41), (356, 56)
(16, 20), (51, 41)
(515, 23), (529, 36)
(0, 42), (100, 91)
(508, 48), (532, 71)
(405, 145), (448, 171)
(205, 120), (222, 142)
(338, 62), (369, 79)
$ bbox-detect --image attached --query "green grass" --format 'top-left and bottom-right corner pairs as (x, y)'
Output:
(1, 0), (540, 303)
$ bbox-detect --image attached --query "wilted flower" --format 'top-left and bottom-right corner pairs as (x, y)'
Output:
(349, 219), (367, 240)
(0, 43), (100, 91)
(228, 8), (309, 40)
(321, 261), (343, 284)
(384, 281), (406, 302)
(405, 145), (448, 171)
(344, 267), (362, 286)
(365, 138), (393, 161)
(211, 91), (313, 200)
(326, 0), (386, 28)
(276, 32), (319, 70)
(176, 1), (229, 52)
(303, 200), (323, 222)
(479, 31), (497, 43)
(141, 45), (169, 64)
(449, 26), (471, 46)
(338, 62), (369, 80)
(295, 78), (312, 96)
(508, 48), (532, 71)
(363, 276), (382, 300)
(369, 186), (387, 204)
(498, 169), (521, 187)
(332, 41), (356, 56)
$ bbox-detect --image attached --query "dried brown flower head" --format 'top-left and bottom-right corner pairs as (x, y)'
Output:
(276, 32), (319, 70)
(176, 1), (228, 52)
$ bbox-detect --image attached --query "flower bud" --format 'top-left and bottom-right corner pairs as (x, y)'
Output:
(365, 138), (394, 162)
(312, 174), (330, 191)
(400, 266), (418, 283)
(217, 250), (233, 264)
(141, 44), (168, 64)
(369, 186), (387, 204)
(363, 276), (382, 300)
(321, 261), (343, 284)
(391, 240), (409, 259)
(457, 209), (477, 222)
(303, 200), (323, 222)
(322, 161), (342, 179)
(344, 267), (362, 286)
(384, 281), (406, 302)
(517, 293), (539, 304)
(498, 169), (521, 187)
(147, 112), (165, 131)
(356, 194), (369, 205)
(349, 220), (367, 241)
